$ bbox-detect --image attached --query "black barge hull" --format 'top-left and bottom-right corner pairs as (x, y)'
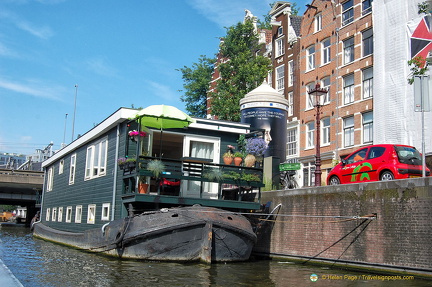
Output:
(33, 205), (256, 263)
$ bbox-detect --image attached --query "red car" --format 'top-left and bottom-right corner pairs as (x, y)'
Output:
(327, 144), (430, 185)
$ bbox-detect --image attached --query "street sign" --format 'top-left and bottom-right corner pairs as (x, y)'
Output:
(279, 162), (300, 171)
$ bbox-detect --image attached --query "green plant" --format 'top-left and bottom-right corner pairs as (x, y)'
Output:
(223, 171), (241, 181)
(117, 157), (127, 166)
(223, 151), (234, 158)
(233, 152), (243, 158)
(241, 173), (261, 182)
(146, 160), (165, 178)
(126, 158), (136, 163)
(203, 168), (224, 182)
(408, 56), (428, 85)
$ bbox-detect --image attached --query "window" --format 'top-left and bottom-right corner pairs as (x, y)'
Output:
(52, 207), (57, 222)
(306, 83), (316, 109)
(287, 128), (297, 156)
(303, 162), (315, 187)
(363, 111), (373, 143)
(101, 203), (110, 221)
(343, 74), (354, 104)
(87, 204), (96, 224)
(47, 167), (54, 191)
(69, 154), (76, 185)
(85, 138), (108, 180)
(59, 160), (64, 174)
(344, 116), (354, 147)
(362, 0), (373, 15)
(343, 37), (354, 64)
(276, 65), (285, 91)
(75, 205), (82, 223)
(278, 26), (283, 36)
(276, 37), (285, 58)
(287, 92), (294, 116)
(342, 0), (354, 26)
(322, 38), (331, 65)
(307, 46), (315, 71)
(322, 117), (330, 145)
(288, 60), (294, 87)
(66, 206), (72, 223)
(58, 207), (63, 222)
(362, 29), (373, 57)
(46, 208), (51, 221)
(314, 13), (322, 32)
(306, 122), (315, 148)
(321, 77), (331, 103)
(363, 67), (373, 99)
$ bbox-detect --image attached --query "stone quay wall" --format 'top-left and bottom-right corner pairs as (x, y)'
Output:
(255, 177), (432, 273)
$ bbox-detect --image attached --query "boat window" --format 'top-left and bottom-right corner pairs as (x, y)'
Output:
(75, 205), (82, 223)
(69, 154), (76, 185)
(85, 138), (108, 181)
(101, 203), (110, 221)
(58, 207), (63, 222)
(46, 208), (51, 221)
(87, 204), (96, 224)
(66, 206), (72, 223)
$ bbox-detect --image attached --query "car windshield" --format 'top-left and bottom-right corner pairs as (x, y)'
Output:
(395, 146), (422, 165)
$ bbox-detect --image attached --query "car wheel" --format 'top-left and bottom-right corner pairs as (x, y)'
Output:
(380, 171), (394, 181)
(329, 176), (340, 185)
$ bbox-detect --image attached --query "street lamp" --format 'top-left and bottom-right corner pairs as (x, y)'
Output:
(308, 83), (328, 186)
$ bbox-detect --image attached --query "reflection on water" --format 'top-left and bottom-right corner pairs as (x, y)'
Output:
(0, 226), (431, 287)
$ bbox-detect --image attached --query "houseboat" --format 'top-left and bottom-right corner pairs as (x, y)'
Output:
(33, 106), (266, 263)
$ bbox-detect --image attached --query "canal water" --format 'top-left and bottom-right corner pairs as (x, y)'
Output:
(0, 225), (431, 287)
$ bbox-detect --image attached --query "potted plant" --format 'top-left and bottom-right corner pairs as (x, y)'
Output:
(128, 130), (147, 142)
(146, 160), (165, 178)
(203, 167), (224, 182)
(233, 152), (244, 166)
(138, 176), (149, 194)
(117, 157), (127, 170)
(223, 145), (235, 165)
(125, 158), (137, 170)
(245, 138), (268, 167)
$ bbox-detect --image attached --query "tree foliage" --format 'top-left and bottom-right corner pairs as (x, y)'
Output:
(178, 55), (215, 118)
(210, 20), (272, 121)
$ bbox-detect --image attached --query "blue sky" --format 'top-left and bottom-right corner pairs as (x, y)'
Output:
(0, 0), (307, 155)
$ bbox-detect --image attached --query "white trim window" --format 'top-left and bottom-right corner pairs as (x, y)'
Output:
(306, 122), (315, 148)
(321, 77), (331, 104)
(276, 65), (285, 92)
(58, 207), (63, 222)
(87, 204), (96, 224)
(322, 117), (331, 145)
(343, 74), (354, 104)
(314, 13), (322, 32)
(307, 45), (315, 71)
(342, 0), (354, 26)
(288, 60), (294, 87)
(46, 208), (51, 221)
(287, 92), (294, 116)
(287, 128), (297, 156)
(47, 167), (54, 192)
(362, 0), (372, 15)
(344, 116), (355, 147)
(85, 138), (108, 180)
(276, 37), (285, 58)
(52, 207), (57, 222)
(362, 29), (373, 57)
(343, 37), (355, 64)
(69, 154), (76, 185)
(101, 203), (110, 221)
(363, 111), (373, 143)
(363, 67), (373, 99)
(59, 160), (64, 174)
(75, 205), (82, 223)
(322, 38), (331, 65)
(66, 206), (72, 223)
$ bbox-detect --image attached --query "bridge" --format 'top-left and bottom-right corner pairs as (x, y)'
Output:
(0, 169), (43, 225)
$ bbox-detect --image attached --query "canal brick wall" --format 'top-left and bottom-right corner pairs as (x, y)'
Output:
(256, 177), (432, 272)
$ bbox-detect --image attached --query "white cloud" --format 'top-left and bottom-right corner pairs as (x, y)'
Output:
(145, 80), (178, 101)
(0, 77), (65, 100)
(85, 57), (118, 78)
(0, 10), (54, 39)
(186, 0), (272, 28)
(0, 42), (18, 57)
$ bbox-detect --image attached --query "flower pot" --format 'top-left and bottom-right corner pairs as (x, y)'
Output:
(223, 157), (233, 165)
(244, 154), (256, 167)
(139, 183), (149, 194)
(234, 157), (243, 166)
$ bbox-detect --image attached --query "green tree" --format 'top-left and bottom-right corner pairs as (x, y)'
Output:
(257, 2), (299, 29)
(211, 20), (271, 121)
(178, 55), (215, 118)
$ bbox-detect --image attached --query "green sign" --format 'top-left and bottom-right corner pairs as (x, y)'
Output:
(279, 163), (300, 171)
